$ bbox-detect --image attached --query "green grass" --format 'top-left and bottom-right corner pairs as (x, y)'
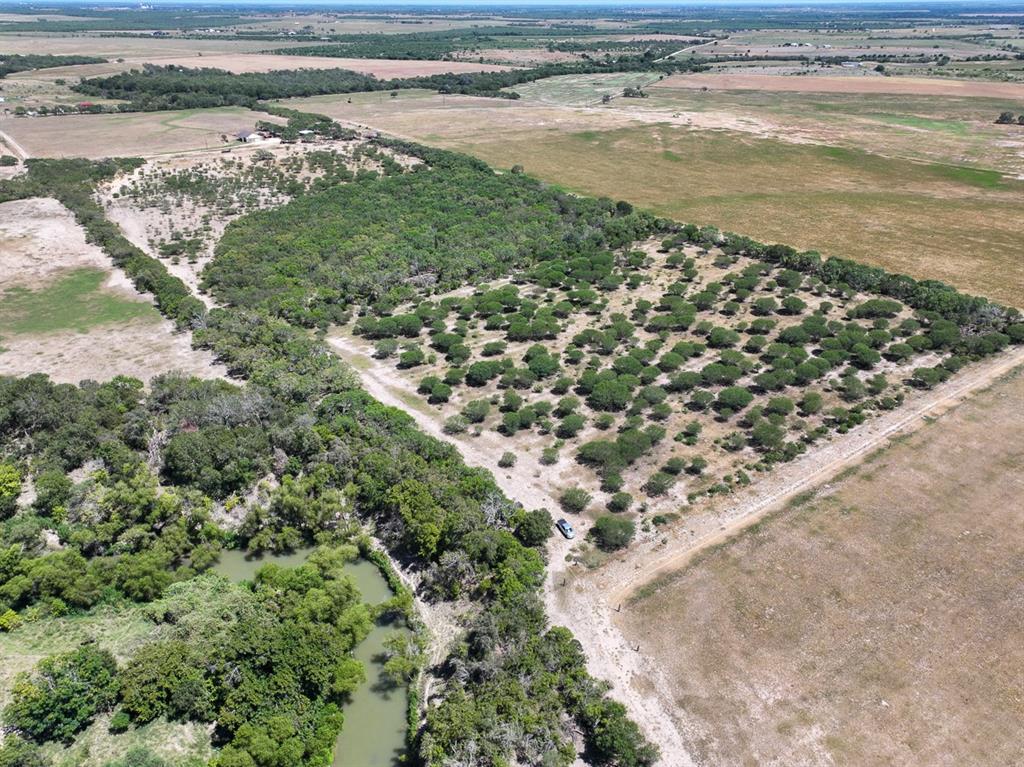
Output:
(865, 113), (970, 135)
(449, 123), (1024, 306)
(43, 715), (212, 767)
(0, 604), (153, 708)
(512, 71), (664, 105)
(0, 268), (159, 335)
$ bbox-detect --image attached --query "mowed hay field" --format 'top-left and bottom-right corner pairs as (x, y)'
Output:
(0, 107), (282, 158)
(619, 366), (1024, 767)
(284, 85), (1024, 307)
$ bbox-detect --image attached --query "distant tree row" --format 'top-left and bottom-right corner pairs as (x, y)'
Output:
(0, 53), (105, 78)
(71, 56), (707, 111)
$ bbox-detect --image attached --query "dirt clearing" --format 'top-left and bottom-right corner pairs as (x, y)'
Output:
(654, 72), (1024, 99)
(0, 197), (225, 383)
(617, 365), (1024, 766)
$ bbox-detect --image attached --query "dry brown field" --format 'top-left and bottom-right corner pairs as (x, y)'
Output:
(70, 52), (515, 77)
(619, 366), (1024, 766)
(0, 34), (293, 57)
(281, 90), (1024, 307)
(654, 72), (1024, 99)
(0, 108), (283, 158)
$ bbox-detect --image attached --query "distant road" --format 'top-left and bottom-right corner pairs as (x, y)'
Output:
(0, 118), (30, 160)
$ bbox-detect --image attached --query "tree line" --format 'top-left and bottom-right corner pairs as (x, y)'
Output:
(71, 56), (707, 111)
(0, 54), (106, 79)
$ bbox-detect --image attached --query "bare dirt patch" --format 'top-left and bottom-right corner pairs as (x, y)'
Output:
(0, 197), (225, 383)
(617, 364), (1024, 766)
(654, 72), (1024, 99)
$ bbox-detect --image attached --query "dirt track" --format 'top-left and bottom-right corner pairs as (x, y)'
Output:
(0, 120), (30, 160)
(543, 345), (1024, 766)
(330, 309), (1024, 766)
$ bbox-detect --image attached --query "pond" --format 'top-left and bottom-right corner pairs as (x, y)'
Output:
(213, 548), (410, 767)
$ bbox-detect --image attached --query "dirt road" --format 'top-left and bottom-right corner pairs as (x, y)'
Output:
(331, 321), (1024, 766)
(0, 120), (30, 160)
(543, 345), (1024, 766)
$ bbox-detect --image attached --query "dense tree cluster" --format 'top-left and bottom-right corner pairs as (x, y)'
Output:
(207, 157), (659, 325)
(0, 140), (659, 766)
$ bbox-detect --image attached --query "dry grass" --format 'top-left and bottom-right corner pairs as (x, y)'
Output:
(0, 197), (225, 383)
(0, 107), (281, 158)
(81, 52), (515, 77)
(620, 367), (1024, 766)
(654, 72), (1024, 99)
(283, 91), (1024, 307)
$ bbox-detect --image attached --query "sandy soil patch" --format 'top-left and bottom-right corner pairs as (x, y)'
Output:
(0, 197), (225, 383)
(0, 197), (136, 291)
(0, 322), (223, 385)
(654, 72), (1024, 99)
(616, 363), (1024, 766)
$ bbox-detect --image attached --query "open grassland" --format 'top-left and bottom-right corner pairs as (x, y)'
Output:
(0, 107), (281, 158)
(43, 717), (213, 767)
(703, 27), (1011, 60)
(511, 71), (667, 105)
(619, 365), (1024, 766)
(0, 197), (225, 383)
(0, 605), (152, 709)
(654, 72), (1024, 99)
(282, 91), (1024, 307)
(1, 52), (511, 83)
(138, 53), (512, 77)
(0, 268), (157, 335)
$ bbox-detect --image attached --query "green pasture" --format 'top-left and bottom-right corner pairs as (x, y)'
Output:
(0, 268), (159, 335)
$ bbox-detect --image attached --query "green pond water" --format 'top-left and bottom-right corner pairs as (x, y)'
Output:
(213, 548), (409, 767)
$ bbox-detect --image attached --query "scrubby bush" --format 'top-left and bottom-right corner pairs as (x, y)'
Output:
(560, 487), (592, 513)
(591, 515), (635, 551)
(607, 492), (633, 513)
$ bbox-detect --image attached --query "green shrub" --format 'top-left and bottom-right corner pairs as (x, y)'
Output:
(590, 515), (635, 551)
(607, 492), (632, 513)
(560, 487), (591, 514)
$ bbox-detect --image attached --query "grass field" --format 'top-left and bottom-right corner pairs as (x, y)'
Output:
(284, 90), (1024, 307)
(0, 605), (153, 709)
(0, 107), (283, 158)
(620, 366), (1024, 766)
(0, 268), (159, 336)
(511, 71), (666, 105)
